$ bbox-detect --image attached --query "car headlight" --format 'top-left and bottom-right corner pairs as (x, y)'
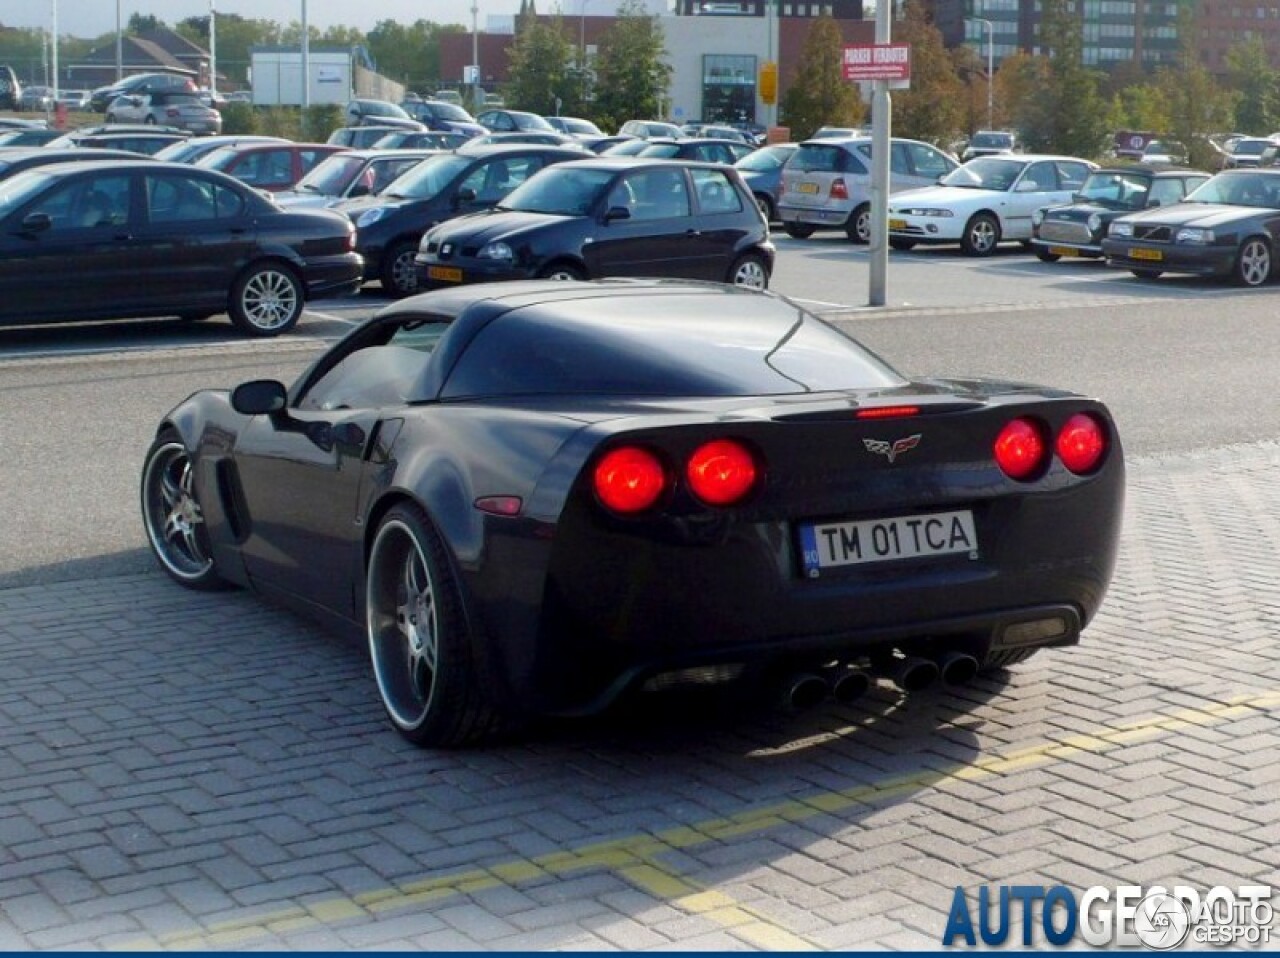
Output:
(1031, 209), (1045, 226)
(477, 241), (514, 261)
(1176, 227), (1215, 244)
(1109, 221), (1134, 237)
(1087, 213), (1102, 233)
(355, 207), (388, 228)
(899, 208), (954, 217)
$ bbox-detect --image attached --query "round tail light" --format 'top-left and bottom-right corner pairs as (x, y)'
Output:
(994, 418), (1047, 480)
(686, 439), (758, 506)
(593, 446), (667, 514)
(1056, 413), (1107, 474)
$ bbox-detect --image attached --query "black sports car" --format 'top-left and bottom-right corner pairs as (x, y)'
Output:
(1101, 169), (1280, 286)
(1031, 166), (1211, 261)
(141, 280), (1124, 747)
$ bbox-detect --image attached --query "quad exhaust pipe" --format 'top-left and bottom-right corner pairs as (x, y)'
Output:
(779, 672), (829, 711)
(778, 649), (978, 709)
(937, 651), (979, 686)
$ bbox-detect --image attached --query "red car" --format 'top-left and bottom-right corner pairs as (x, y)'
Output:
(195, 142), (346, 192)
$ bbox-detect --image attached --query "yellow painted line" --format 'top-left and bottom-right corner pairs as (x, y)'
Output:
(114, 691), (1280, 951)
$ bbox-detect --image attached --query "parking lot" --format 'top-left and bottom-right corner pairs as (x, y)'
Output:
(2, 241), (1280, 949)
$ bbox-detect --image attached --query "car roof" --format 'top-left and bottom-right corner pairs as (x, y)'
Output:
(453, 143), (586, 158)
(343, 148), (442, 159)
(1092, 165), (1204, 177)
(552, 156), (742, 172)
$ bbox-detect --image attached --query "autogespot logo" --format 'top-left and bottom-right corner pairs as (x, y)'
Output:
(942, 884), (1273, 948)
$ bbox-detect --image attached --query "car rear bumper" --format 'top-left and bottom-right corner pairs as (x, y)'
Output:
(778, 204), (854, 227)
(304, 252), (365, 298)
(1101, 240), (1234, 276)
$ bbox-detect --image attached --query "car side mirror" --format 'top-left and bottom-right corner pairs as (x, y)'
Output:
(19, 212), (52, 234)
(231, 379), (288, 415)
(604, 205), (632, 222)
(456, 186), (477, 205)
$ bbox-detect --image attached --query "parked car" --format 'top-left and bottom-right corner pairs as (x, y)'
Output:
(0, 117), (46, 131)
(90, 72), (195, 112)
(545, 116), (606, 139)
(105, 90), (222, 134)
(44, 126), (193, 155)
(0, 148), (156, 183)
(887, 154), (1097, 255)
(1137, 139), (1188, 165)
(600, 138), (660, 157)
(619, 119), (684, 139)
(18, 85), (54, 112)
(584, 134), (636, 154)
(139, 279), (1123, 746)
(55, 89), (92, 110)
(433, 89), (463, 105)
(225, 90), (253, 105)
(962, 130), (1018, 162)
(1101, 168), (1280, 286)
(811, 126), (869, 139)
(1223, 137), (1277, 169)
(327, 125), (419, 149)
(0, 160), (361, 335)
(465, 131), (588, 149)
(416, 158), (774, 290)
(780, 136), (961, 243)
(697, 124), (756, 144)
(0, 65), (21, 111)
(0, 127), (64, 148)
(1031, 165), (1211, 262)
(152, 134), (290, 164)
(371, 130), (470, 150)
(398, 99), (486, 138)
(344, 99), (423, 131)
(275, 149), (439, 209)
(333, 143), (585, 297)
(631, 137), (756, 165)
(734, 141), (799, 220)
(474, 109), (556, 133)
(195, 142), (346, 192)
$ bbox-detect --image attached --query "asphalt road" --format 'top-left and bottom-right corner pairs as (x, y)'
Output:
(1, 238), (1277, 592)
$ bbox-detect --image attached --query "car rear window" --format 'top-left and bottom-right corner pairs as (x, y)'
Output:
(788, 144), (864, 175)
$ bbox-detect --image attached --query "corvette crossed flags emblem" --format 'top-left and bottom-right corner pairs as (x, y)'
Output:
(863, 434), (922, 463)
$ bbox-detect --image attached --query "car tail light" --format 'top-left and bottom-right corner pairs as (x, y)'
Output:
(594, 446), (667, 513)
(686, 439), (758, 506)
(994, 418), (1047, 480)
(830, 178), (849, 200)
(166, 108), (180, 118)
(856, 405), (920, 420)
(1056, 413), (1107, 474)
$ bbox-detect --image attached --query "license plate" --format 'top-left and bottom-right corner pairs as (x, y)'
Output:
(428, 266), (463, 282)
(889, 218), (907, 230)
(1130, 247), (1163, 261)
(1048, 246), (1078, 256)
(797, 182), (819, 194)
(798, 509), (978, 577)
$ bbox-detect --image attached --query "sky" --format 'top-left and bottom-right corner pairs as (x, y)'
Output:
(5, 1), (536, 38)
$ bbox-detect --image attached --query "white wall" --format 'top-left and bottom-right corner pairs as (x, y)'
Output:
(659, 16), (771, 122)
(250, 51), (351, 106)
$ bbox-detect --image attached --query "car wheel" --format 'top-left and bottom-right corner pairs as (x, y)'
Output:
(889, 238), (916, 251)
(366, 503), (507, 747)
(783, 222), (815, 239)
(960, 213), (1000, 256)
(727, 252), (769, 289)
(1129, 268), (1163, 280)
(105, 112), (117, 123)
(1233, 236), (1272, 287)
(753, 193), (775, 221)
(228, 261), (303, 337)
(380, 241), (421, 298)
(140, 430), (226, 591)
(145, 114), (156, 125)
(537, 261), (585, 281)
(1034, 249), (1061, 263)
(846, 203), (871, 244)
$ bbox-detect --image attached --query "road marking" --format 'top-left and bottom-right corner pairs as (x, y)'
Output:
(115, 689), (1280, 950)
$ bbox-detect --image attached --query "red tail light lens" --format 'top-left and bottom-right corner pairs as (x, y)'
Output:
(1056, 413), (1107, 474)
(166, 108), (180, 117)
(686, 439), (758, 506)
(856, 405), (920, 420)
(594, 446), (667, 514)
(994, 418), (1047, 480)
(830, 178), (849, 200)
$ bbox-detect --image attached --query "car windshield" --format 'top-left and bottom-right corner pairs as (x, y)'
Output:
(359, 100), (410, 119)
(430, 101), (472, 122)
(942, 157), (1025, 190)
(1184, 172), (1280, 208)
(1076, 171), (1151, 210)
(638, 143), (681, 158)
(382, 153), (471, 199)
(735, 146), (792, 171)
(970, 132), (1013, 149)
(1233, 140), (1271, 156)
(294, 154), (365, 194)
(513, 113), (555, 131)
(500, 167), (614, 215)
(0, 169), (55, 218)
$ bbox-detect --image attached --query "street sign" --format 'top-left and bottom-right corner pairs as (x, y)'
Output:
(842, 43), (911, 83)
(759, 61), (778, 105)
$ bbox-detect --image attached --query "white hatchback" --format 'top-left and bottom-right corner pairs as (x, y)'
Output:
(887, 154), (1096, 255)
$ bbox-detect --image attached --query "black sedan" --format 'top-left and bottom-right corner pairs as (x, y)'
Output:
(415, 158), (774, 288)
(1101, 169), (1280, 286)
(1031, 166), (1211, 261)
(0, 160), (362, 335)
(141, 280), (1123, 747)
(333, 144), (585, 297)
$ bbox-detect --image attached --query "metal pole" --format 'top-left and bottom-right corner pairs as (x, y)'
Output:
(50, 0), (59, 102)
(966, 17), (993, 130)
(115, 0), (122, 81)
(867, 0), (892, 307)
(471, 1), (480, 104)
(301, 0), (310, 122)
(209, 0), (217, 98)
(580, 0), (586, 68)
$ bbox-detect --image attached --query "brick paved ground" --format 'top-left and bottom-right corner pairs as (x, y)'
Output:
(1, 442), (1279, 950)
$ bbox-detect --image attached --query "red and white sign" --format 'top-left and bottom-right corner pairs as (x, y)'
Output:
(842, 43), (912, 82)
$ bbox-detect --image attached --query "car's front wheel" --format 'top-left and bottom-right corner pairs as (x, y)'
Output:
(140, 431), (225, 591)
(229, 261), (303, 336)
(1129, 268), (1163, 279)
(1233, 236), (1272, 287)
(727, 252), (769, 289)
(366, 503), (506, 747)
(1034, 249), (1061, 263)
(380, 241), (421, 298)
(538, 261), (585, 281)
(961, 213), (1000, 256)
(846, 203), (871, 244)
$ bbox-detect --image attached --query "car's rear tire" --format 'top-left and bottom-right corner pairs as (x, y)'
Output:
(727, 252), (769, 289)
(753, 193), (774, 221)
(846, 203), (871, 244)
(1129, 268), (1163, 279)
(228, 261), (303, 337)
(538, 261), (585, 280)
(140, 430), (227, 591)
(366, 503), (508, 747)
(1233, 236), (1272, 287)
(961, 213), (1000, 256)
(1034, 249), (1061, 263)
(783, 222), (815, 239)
(380, 240), (421, 298)
(889, 238), (916, 251)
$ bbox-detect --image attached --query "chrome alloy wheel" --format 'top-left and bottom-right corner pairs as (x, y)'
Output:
(1237, 238), (1272, 287)
(967, 217), (998, 254)
(141, 442), (214, 581)
(239, 268), (299, 331)
(732, 257), (768, 289)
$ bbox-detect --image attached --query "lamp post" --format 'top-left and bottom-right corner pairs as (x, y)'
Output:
(579, 0), (589, 70)
(471, 1), (480, 104)
(115, 0), (122, 81)
(209, 0), (216, 99)
(966, 16), (993, 130)
(50, 0), (58, 101)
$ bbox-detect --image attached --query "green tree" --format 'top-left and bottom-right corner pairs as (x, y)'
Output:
(176, 14), (283, 87)
(1018, 0), (1110, 156)
(128, 13), (164, 33)
(506, 17), (578, 116)
(365, 19), (464, 93)
(1158, 3), (1235, 169)
(591, 0), (672, 131)
(778, 16), (863, 140)
(1225, 36), (1280, 135)
(892, 0), (965, 145)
